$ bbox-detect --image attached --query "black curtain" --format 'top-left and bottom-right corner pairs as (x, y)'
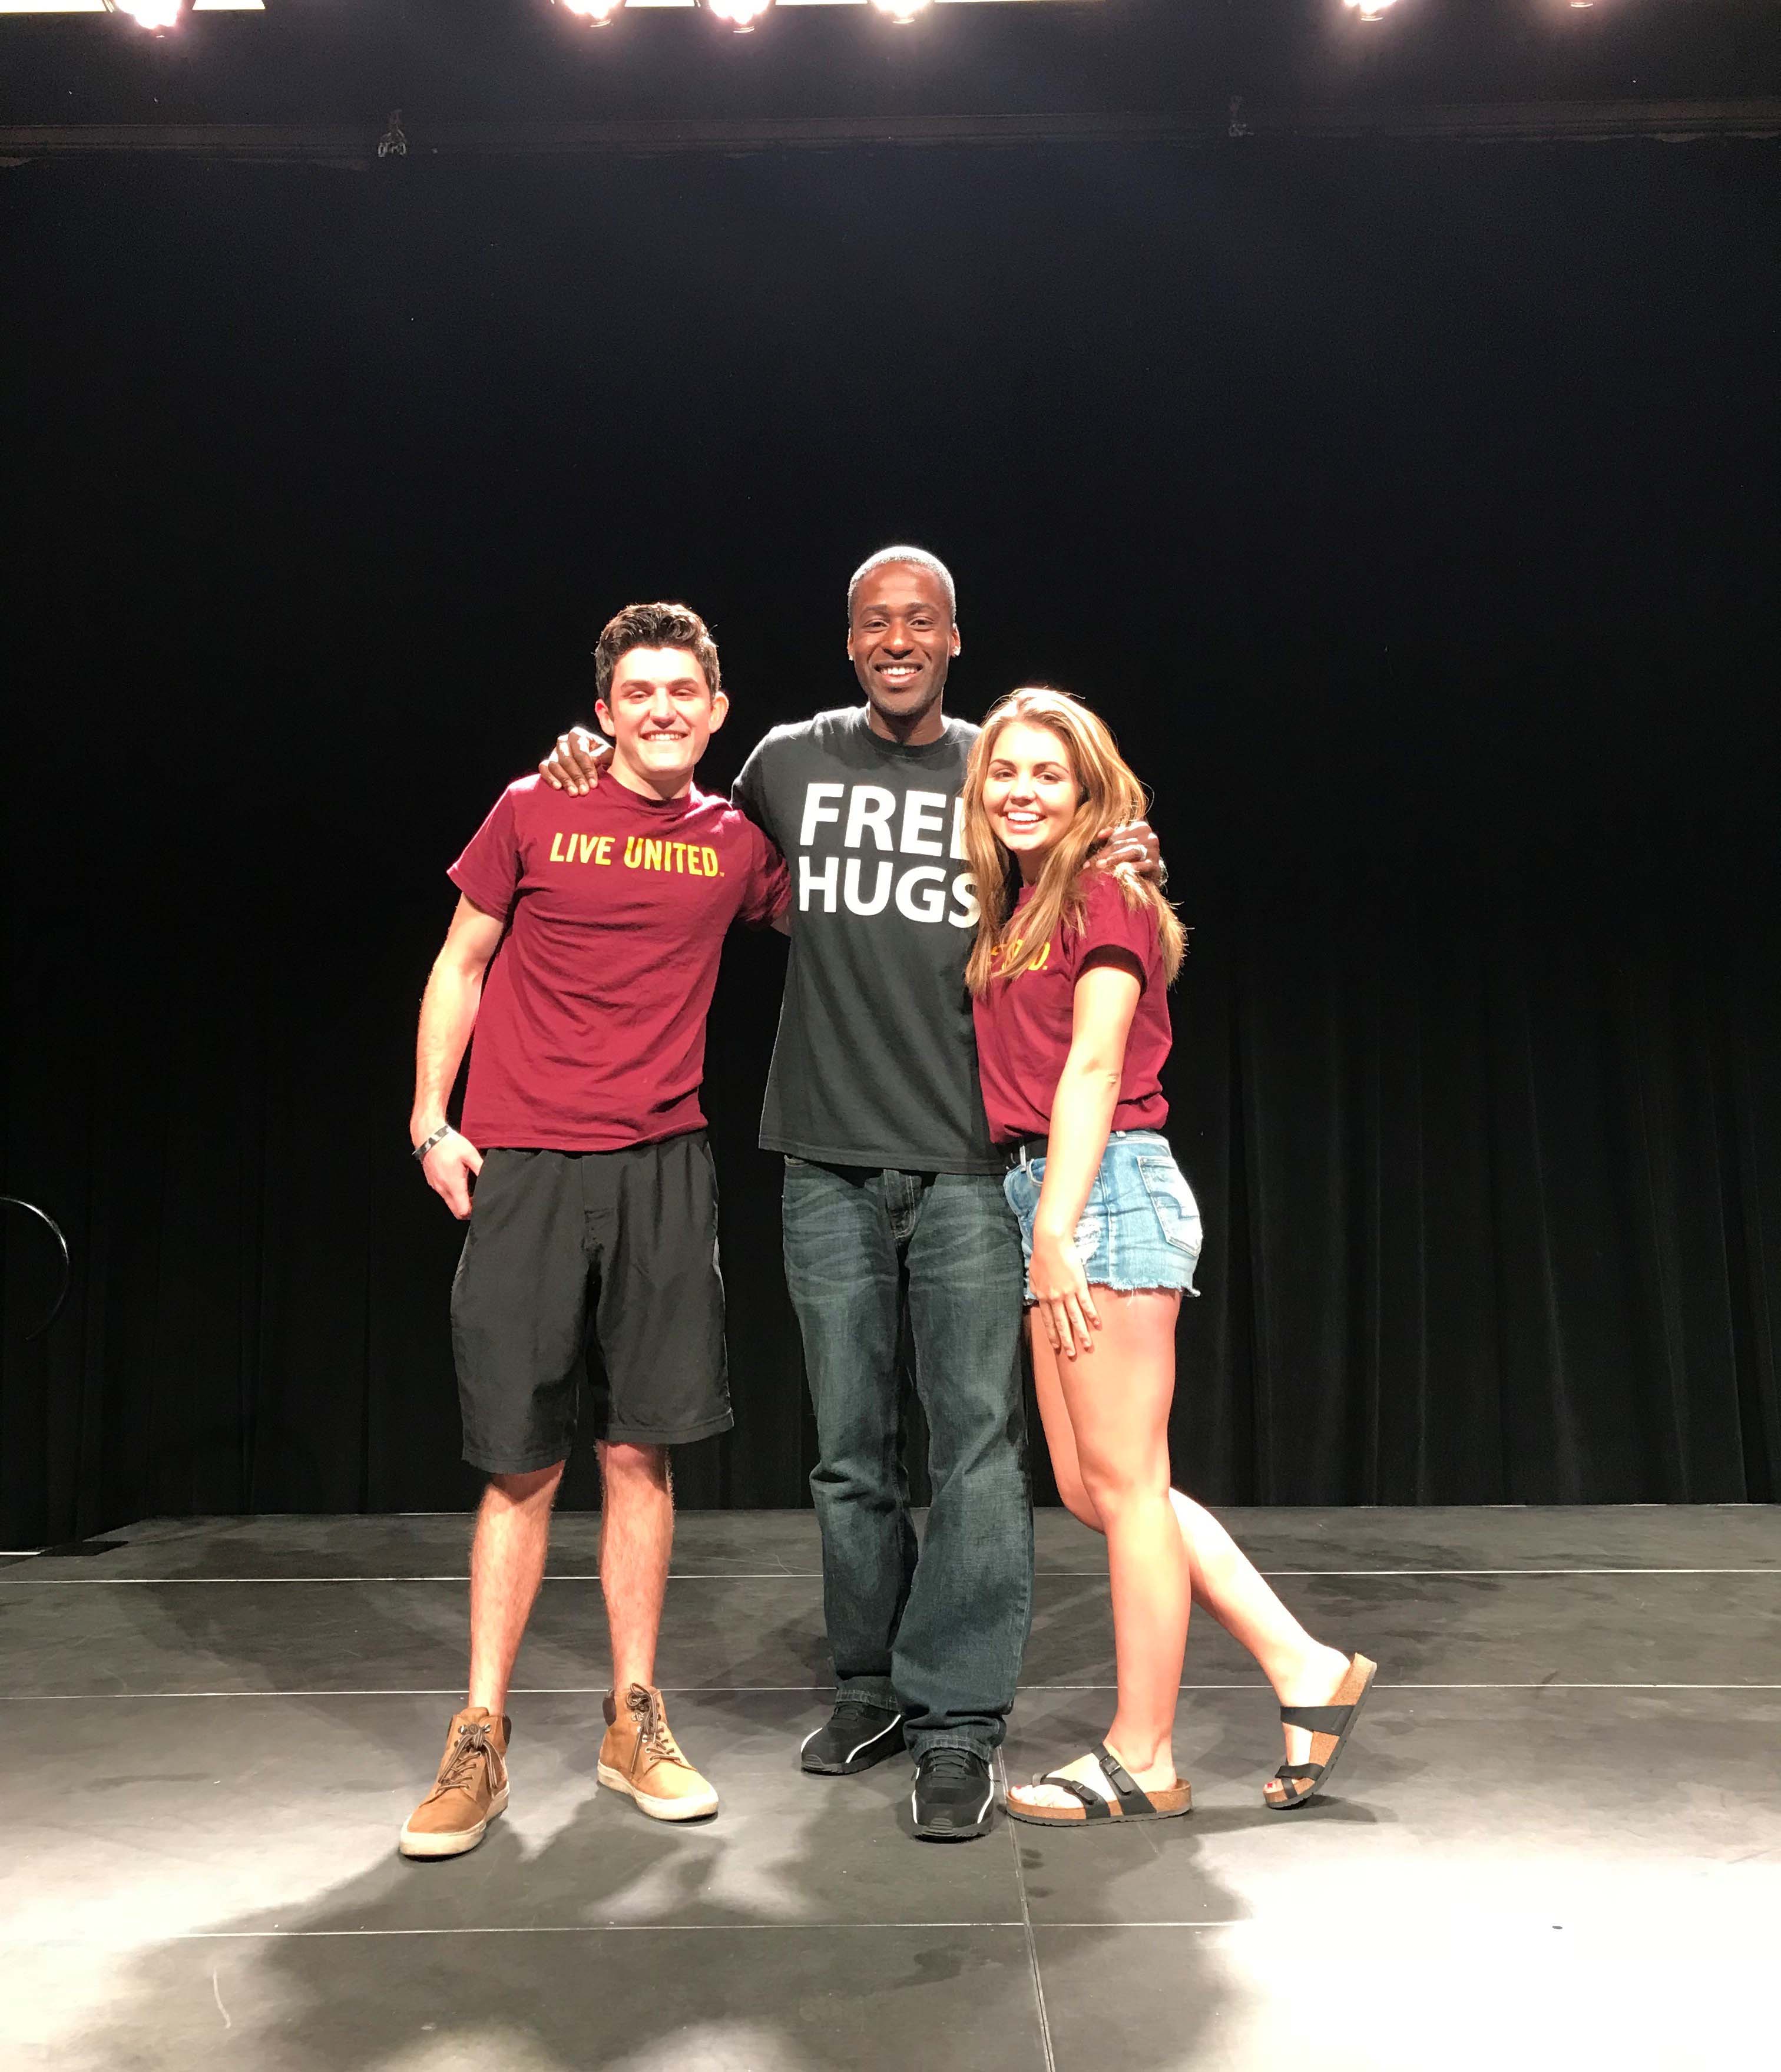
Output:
(4, 144), (1777, 1543)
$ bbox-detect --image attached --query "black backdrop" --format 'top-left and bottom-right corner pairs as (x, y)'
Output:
(4, 143), (1779, 1545)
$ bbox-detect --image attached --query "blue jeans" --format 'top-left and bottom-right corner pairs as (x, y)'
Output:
(781, 1160), (1034, 1761)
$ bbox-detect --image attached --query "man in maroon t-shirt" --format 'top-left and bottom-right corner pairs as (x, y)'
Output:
(398, 603), (787, 1861)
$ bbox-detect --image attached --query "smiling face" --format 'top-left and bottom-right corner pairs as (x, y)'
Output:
(596, 646), (728, 800)
(846, 560), (961, 742)
(981, 718), (1084, 882)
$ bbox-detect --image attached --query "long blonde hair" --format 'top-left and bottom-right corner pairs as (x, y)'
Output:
(962, 687), (1186, 996)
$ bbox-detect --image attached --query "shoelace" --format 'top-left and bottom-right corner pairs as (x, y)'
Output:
(628, 1688), (690, 1771)
(919, 1747), (984, 1783)
(431, 1720), (497, 1798)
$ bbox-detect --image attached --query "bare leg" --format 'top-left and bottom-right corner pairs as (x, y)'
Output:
(1167, 1492), (1349, 1764)
(1031, 1292), (1190, 1794)
(1034, 1335), (1348, 1770)
(467, 1462), (565, 1716)
(598, 1441), (674, 1694)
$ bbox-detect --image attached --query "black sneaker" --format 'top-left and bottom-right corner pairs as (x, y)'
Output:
(799, 1701), (907, 1776)
(910, 1747), (995, 1841)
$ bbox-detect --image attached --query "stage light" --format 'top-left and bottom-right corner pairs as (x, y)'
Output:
(107, 0), (182, 24)
(700, 0), (773, 32)
(1344, 0), (1401, 19)
(871, 0), (933, 22)
(558, 0), (624, 22)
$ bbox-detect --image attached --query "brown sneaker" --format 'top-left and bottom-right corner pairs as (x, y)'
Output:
(398, 1706), (511, 1859)
(597, 1684), (719, 1822)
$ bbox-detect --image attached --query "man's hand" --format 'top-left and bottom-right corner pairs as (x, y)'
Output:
(417, 1128), (484, 1220)
(539, 727), (610, 796)
(1088, 819), (1164, 886)
(1029, 1226), (1101, 1361)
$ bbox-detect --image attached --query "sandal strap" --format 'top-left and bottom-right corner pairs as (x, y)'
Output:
(1277, 1703), (1353, 1735)
(1274, 1763), (1322, 1781)
(1094, 1744), (1160, 1816)
(1036, 1771), (1114, 1819)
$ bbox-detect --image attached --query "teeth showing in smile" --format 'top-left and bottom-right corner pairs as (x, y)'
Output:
(1002, 812), (1042, 830)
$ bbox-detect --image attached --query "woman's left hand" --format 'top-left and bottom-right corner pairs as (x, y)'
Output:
(1030, 1227), (1102, 1360)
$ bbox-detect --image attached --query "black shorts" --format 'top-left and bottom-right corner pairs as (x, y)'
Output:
(450, 1133), (733, 1472)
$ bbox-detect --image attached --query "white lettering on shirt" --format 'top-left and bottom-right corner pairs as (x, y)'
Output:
(843, 858), (893, 916)
(895, 865), (948, 923)
(843, 785), (898, 851)
(900, 790), (948, 858)
(799, 782), (846, 848)
(800, 852), (839, 912)
(792, 782), (974, 926)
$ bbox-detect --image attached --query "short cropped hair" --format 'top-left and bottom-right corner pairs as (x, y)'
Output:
(594, 601), (721, 705)
(846, 546), (958, 625)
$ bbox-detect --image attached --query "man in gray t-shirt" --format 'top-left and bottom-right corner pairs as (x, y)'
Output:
(734, 703), (993, 1176)
(544, 550), (1153, 1841)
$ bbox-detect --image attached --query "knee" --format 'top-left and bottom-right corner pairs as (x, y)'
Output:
(1077, 1454), (1167, 1521)
(486, 1461), (565, 1510)
(599, 1441), (670, 1494)
(1051, 1468), (1105, 1534)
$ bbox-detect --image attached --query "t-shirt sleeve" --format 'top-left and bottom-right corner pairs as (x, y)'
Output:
(447, 786), (524, 923)
(738, 821), (791, 928)
(1073, 874), (1158, 989)
(731, 735), (778, 846)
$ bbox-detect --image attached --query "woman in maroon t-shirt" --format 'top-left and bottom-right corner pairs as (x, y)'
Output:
(964, 688), (1375, 1826)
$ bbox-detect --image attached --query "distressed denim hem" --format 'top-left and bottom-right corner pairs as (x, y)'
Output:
(836, 1677), (901, 1714)
(906, 1728), (1002, 1764)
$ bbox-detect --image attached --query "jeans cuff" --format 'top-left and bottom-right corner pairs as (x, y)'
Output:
(836, 1679), (900, 1716)
(908, 1730), (999, 1763)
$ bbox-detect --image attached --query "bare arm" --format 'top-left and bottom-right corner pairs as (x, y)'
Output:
(411, 894), (507, 1218)
(1028, 956), (1144, 1359)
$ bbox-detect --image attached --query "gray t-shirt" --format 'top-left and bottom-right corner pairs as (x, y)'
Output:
(733, 706), (1000, 1175)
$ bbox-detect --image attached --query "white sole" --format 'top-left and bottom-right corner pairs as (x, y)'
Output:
(909, 1779), (994, 1838)
(398, 1782), (509, 1859)
(598, 1760), (719, 1822)
(800, 1710), (905, 1770)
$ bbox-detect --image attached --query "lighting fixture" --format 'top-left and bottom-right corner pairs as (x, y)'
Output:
(700, 0), (773, 32)
(871, 0), (933, 22)
(558, 0), (624, 22)
(1344, 0), (1401, 19)
(106, 0), (182, 23)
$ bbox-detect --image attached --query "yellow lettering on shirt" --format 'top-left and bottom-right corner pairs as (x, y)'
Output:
(593, 835), (725, 877)
(990, 935), (1049, 975)
(550, 832), (620, 867)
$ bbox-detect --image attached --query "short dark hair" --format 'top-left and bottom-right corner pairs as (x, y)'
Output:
(847, 546), (957, 624)
(594, 601), (721, 705)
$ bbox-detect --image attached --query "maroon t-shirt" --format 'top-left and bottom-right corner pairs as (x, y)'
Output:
(973, 872), (1171, 1144)
(448, 775), (789, 1152)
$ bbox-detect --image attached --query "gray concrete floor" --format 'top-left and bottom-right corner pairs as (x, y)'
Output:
(2, 1506), (1777, 2070)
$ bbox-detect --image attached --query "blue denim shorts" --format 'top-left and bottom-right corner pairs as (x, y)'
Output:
(1001, 1130), (1202, 1303)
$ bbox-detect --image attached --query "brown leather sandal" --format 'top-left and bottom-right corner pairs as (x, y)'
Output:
(1007, 1743), (1193, 1827)
(1264, 1652), (1377, 1810)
